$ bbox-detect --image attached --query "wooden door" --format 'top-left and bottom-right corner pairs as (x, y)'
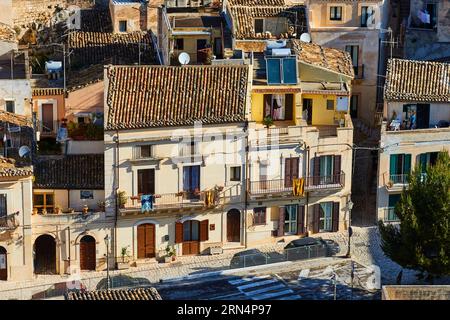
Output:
(0, 246), (7, 281)
(285, 158), (299, 187)
(181, 220), (201, 255)
(137, 224), (155, 259)
(182, 242), (200, 255)
(34, 235), (56, 274)
(80, 236), (96, 271)
(227, 210), (240, 242)
(41, 104), (54, 132)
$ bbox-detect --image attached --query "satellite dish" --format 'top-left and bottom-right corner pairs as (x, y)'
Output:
(300, 33), (312, 43)
(178, 52), (190, 65)
(19, 146), (31, 158)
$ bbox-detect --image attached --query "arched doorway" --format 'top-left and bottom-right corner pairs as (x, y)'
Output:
(227, 209), (241, 243)
(34, 235), (56, 274)
(80, 235), (96, 271)
(137, 223), (155, 259)
(0, 246), (7, 281)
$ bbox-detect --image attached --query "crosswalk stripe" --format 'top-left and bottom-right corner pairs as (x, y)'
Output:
(237, 279), (278, 290)
(228, 275), (271, 285)
(251, 289), (295, 300)
(241, 283), (286, 296)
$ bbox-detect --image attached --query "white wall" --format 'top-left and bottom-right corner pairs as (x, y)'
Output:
(66, 140), (104, 155)
(0, 79), (32, 116)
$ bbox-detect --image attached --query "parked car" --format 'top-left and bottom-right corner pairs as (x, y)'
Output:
(284, 237), (340, 261)
(230, 249), (268, 269)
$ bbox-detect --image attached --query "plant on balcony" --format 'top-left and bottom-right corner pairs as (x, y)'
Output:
(165, 245), (176, 262)
(263, 115), (274, 128)
(97, 200), (106, 212)
(120, 246), (130, 263)
(54, 204), (62, 214)
(117, 190), (127, 208)
(378, 151), (450, 282)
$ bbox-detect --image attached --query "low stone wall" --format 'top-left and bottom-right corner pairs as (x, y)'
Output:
(382, 285), (450, 300)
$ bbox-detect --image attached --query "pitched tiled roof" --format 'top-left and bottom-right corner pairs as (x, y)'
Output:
(0, 157), (33, 178)
(105, 65), (250, 130)
(0, 110), (33, 128)
(384, 58), (450, 102)
(66, 288), (162, 300)
(0, 23), (16, 43)
(67, 64), (104, 92)
(290, 40), (354, 78)
(228, 1), (307, 39)
(34, 154), (104, 189)
(32, 88), (65, 97)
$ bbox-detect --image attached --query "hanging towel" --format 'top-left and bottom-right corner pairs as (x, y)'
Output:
(141, 194), (154, 213)
(205, 190), (215, 207)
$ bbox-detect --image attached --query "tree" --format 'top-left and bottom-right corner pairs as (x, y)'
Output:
(378, 151), (450, 281)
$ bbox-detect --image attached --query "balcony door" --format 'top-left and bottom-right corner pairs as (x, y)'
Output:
(183, 165), (200, 199)
(137, 169), (155, 195)
(42, 103), (54, 132)
(0, 246), (6, 281)
(312, 155), (341, 185)
(227, 209), (241, 243)
(285, 157), (299, 188)
(389, 154), (411, 184)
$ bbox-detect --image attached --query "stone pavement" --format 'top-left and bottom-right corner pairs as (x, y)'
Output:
(1, 226), (448, 299)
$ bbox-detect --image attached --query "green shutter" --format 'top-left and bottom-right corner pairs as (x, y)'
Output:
(418, 153), (428, 173)
(390, 154), (398, 177)
(403, 154), (412, 174)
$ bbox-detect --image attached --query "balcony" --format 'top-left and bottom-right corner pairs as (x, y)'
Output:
(384, 207), (400, 223)
(0, 213), (19, 231)
(248, 172), (345, 198)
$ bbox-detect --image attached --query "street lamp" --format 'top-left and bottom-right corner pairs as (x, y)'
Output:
(345, 200), (354, 258)
(104, 234), (111, 290)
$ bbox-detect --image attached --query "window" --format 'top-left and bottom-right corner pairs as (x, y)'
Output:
(387, 194), (400, 221)
(138, 169), (155, 195)
(389, 154), (411, 184)
(0, 194), (6, 218)
(320, 155), (334, 183)
(254, 18), (264, 34)
(326, 100), (334, 110)
(263, 94), (294, 120)
(361, 6), (375, 27)
(319, 202), (333, 232)
(119, 20), (127, 32)
(33, 193), (54, 214)
(410, 2), (437, 29)
(80, 190), (94, 200)
(183, 165), (200, 199)
(174, 38), (184, 50)
(5, 101), (14, 113)
(418, 152), (439, 173)
(230, 166), (241, 182)
(253, 207), (266, 225)
(330, 7), (342, 21)
(137, 145), (153, 159)
(183, 220), (199, 241)
(284, 205), (298, 234)
(345, 45), (359, 75)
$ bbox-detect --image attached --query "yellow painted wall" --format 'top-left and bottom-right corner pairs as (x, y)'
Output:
(250, 92), (299, 123)
(303, 94), (339, 126)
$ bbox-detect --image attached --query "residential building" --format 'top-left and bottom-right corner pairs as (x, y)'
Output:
(307, 0), (388, 126)
(104, 64), (251, 259)
(377, 58), (450, 223)
(32, 88), (66, 138)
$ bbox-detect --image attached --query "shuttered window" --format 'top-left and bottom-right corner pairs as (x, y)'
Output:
(389, 154), (411, 183)
(253, 207), (266, 225)
(319, 202), (333, 232)
(0, 194), (6, 218)
(312, 155), (342, 185)
(137, 169), (155, 195)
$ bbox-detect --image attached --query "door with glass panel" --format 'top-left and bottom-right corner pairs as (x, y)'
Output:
(319, 202), (333, 232)
(284, 205), (298, 234)
(320, 156), (334, 184)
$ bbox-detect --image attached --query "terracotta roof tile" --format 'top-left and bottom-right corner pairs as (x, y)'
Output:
(0, 157), (32, 178)
(32, 88), (65, 97)
(384, 58), (450, 102)
(290, 40), (354, 77)
(0, 23), (16, 43)
(66, 287), (162, 300)
(34, 155), (104, 189)
(0, 110), (33, 128)
(105, 65), (250, 130)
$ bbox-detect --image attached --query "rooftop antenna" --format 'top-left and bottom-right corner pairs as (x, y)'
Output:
(178, 52), (190, 66)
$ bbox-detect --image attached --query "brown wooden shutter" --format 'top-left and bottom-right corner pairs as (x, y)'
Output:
(332, 202), (340, 232)
(312, 204), (320, 233)
(285, 94), (294, 120)
(284, 158), (291, 188)
(200, 219), (209, 241)
(297, 205), (305, 235)
(313, 157), (321, 185)
(278, 206), (285, 237)
(137, 224), (146, 258)
(175, 222), (183, 243)
(333, 155), (341, 184)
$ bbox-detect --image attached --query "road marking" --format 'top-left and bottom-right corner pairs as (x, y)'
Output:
(251, 289), (295, 300)
(240, 283), (286, 295)
(237, 278), (278, 290)
(228, 275), (270, 285)
(276, 295), (302, 300)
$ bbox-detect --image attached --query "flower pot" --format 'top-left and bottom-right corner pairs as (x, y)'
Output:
(164, 256), (172, 263)
(171, 256), (176, 262)
(32, 208), (38, 215)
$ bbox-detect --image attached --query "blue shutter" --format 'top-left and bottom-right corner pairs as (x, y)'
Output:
(282, 58), (297, 84)
(267, 58), (281, 84)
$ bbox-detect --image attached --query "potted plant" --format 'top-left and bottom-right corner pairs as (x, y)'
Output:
(165, 245), (176, 262)
(68, 208), (75, 214)
(263, 115), (274, 128)
(117, 246), (130, 270)
(117, 190), (127, 208)
(42, 208), (47, 215)
(54, 204), (62, 214)
(82, 205), (89, 215)
(32, 207), (38, 215)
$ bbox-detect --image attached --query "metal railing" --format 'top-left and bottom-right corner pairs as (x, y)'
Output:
(384, 207), (400, 223)
(121, 191), (208, 211)
(389, 174), (409, 185)
(249, 173), (345, 195)
(0, 213), (19, 231)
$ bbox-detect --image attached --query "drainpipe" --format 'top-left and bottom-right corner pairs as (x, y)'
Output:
(113, 130), (120, 268)
(305, 145), (310, 234)
(67, 226), (71, 270)
(243, 121), (249, 248)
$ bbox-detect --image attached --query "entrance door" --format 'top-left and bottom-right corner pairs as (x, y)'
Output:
(213, 38), (223, 59)
(302, 99), (313, 125)
(182, 220), (200, 255)
(137, 169), (155, 195)
(227, 209), (240, 242)
(416, 104), (430, 129)
(285, 158), (299, 188)
(137, 223), (155, 259)
(34, 235), (56, 274)
(41, 104), (54, 132)
(80, 236), (96, 271)
(0, 246), (7, 281)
